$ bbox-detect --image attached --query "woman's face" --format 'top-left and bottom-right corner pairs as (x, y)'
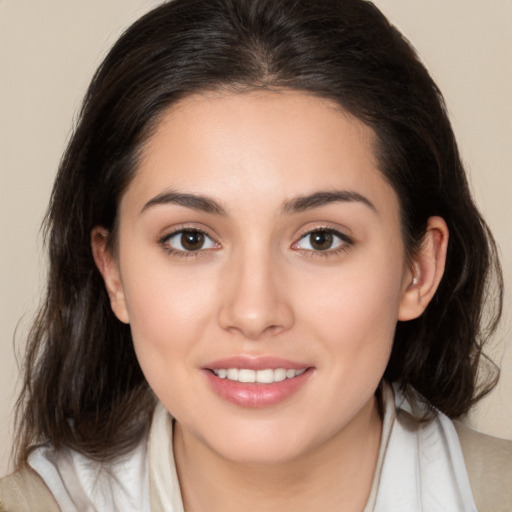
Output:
(100, 90), (416, 464)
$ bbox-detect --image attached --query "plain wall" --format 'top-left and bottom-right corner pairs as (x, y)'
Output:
(1, 0), (510, 475)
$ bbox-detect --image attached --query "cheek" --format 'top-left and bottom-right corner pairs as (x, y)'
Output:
(293, 255), (403, 419)
(120, 260), (222, 412)
(120, 256), (218, 357)
(296, 248), (405, 358)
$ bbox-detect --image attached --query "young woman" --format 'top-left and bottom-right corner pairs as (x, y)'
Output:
(1, 0), (510, 510)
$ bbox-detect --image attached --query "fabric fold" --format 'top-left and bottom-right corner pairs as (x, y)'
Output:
(26, 382), (478, 511)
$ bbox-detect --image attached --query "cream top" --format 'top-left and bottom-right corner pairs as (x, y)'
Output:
(28, 383), (478, 511)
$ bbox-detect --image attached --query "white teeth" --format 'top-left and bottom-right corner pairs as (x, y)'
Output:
(226, 368), (238, 380)
(213, 367), (307, 383)
(256, 369), (274, 383)
(274, 368), (287, 382)
(238, 369), (256, 383)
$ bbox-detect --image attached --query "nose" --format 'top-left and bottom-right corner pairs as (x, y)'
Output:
(217, 251), (294, 340)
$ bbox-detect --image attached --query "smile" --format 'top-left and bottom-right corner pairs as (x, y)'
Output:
(212, 368), (307, 383)
(204, 363), (312, 408)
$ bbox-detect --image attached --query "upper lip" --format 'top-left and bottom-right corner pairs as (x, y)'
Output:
(204, 355), (311, 371)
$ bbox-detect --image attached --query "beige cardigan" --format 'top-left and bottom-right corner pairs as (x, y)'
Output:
(1, 421), (511, 512)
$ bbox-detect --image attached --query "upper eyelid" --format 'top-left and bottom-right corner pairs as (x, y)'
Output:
(159, 224), (217, 241)
(296, 225), (353, 241)
(162, 228), (214, 241)
(157, 227), (219, 254)
(291, 226), (355, 252)
(156, 224), (353, 248)
(158, 227), (220, 257)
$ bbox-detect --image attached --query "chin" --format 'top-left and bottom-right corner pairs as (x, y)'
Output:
(195, 418), (325, 466)
(217, 441), (308, 466)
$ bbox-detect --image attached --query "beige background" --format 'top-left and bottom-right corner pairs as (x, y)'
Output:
(1, 0), (510, 475)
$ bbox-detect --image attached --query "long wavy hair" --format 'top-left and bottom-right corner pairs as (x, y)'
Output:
(14, 0), (502, 466)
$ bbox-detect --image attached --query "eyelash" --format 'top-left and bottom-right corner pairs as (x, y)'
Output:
(158, 227), (219, 259)
(293, 227), (354, 258)
(158, 226), (354, 259)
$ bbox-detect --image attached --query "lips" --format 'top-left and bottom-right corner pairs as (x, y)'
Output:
(203, 356), (313, 408)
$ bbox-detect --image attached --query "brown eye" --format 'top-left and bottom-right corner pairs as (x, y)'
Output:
(295, 228), (351, 253)
(309, 231), (334, 251)
(181, 230), (205, 251)
(163, 229), (217, 252)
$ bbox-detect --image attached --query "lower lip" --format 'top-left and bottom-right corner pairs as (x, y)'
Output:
(202, 369), (312, 408)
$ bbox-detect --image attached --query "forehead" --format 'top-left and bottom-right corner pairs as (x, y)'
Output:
(122, 90), (398, 220)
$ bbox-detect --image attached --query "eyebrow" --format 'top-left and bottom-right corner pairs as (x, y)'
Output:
(141, 190), (227, 215)
(140, 189), (377, 216)
(281, 190), (377, 214)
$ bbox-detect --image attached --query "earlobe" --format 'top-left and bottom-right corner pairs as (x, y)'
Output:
(91, 227), (130, 324)
(398, 216), (449, 321)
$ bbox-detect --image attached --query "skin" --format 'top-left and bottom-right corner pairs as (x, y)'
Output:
(92, 90), (448, 512)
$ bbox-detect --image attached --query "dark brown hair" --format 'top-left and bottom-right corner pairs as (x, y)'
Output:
(14, 0), (502, 466)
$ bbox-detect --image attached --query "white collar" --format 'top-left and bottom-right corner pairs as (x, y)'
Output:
(28, 432), (150, 511)
(148, 383), (477, 512)
(373, 384), (477, 511)
(29, 382), (477, 511)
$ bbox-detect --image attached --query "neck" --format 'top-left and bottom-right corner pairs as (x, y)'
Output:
(173, 395), (382, 512)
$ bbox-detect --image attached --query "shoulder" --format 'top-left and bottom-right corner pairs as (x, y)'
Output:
(454, 420), (512, 512)
(0, 466), (60, 512)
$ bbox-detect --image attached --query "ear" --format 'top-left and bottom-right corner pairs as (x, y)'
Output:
(398, 216), (449, 321)
(91, 227), (130, 324)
